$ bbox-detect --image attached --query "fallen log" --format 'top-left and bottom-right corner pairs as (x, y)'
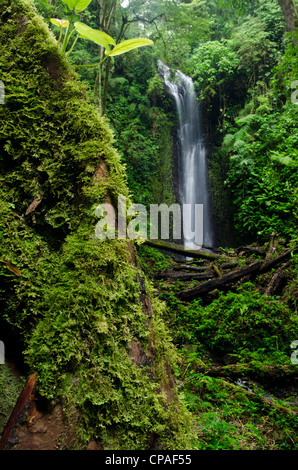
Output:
(154, 271), (216, 281)
(180, 261), (251, 269)
(177, 260), (264, 300)
(144, 240), (231, 261)
(265, 262), (289, 296)
(172, 264), (209, 272)
(235, 246), (267, 257)
(177, 245), (298, 301)
(259, 246), (297, 273)
(221, 261), (250, 269)
(173, 258), (206, 265)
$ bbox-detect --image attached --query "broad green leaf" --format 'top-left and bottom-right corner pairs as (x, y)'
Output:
(66, 0), (92, 12)
(107, 38), (153, 57)
(96, 30), (116, 47)
(50, 18), (69, 28)
(74, 22), (115, 50)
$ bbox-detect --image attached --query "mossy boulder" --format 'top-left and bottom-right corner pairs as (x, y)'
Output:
(0, 0), (194, 450)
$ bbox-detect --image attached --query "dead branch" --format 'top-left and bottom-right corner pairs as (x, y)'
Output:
(154, 271), (215, 281)
(176, 245), (298, 301)
(144, 240), (232, 261)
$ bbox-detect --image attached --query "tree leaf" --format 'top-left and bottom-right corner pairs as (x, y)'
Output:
(107, 38), (153, 57)
(66, 0), (92, 12)
(74, 22), (115, 50)
(94, 30), (116, 46)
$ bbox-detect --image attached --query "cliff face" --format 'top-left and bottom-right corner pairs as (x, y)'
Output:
(0, 0), (193, 450)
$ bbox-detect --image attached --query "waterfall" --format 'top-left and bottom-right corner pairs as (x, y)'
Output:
(158, 61), (213, 249)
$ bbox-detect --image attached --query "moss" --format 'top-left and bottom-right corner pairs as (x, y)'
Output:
(0, 365), (24, 438)
(0, 0), (194, 449)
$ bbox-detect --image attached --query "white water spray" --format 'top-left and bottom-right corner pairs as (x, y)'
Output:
(158, 61), (213, 249)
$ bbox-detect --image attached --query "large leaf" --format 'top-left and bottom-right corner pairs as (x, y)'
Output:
(74, 0), (92, 12)
(62, 0), (92, 12)
(107, 38), (153, 57)
(74, 22), (115, 50)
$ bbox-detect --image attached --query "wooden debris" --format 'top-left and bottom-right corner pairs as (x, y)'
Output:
(177, 260), (264, 300)
(0, 373), (36, 450)
(144, 239), (231, 261)
(212, 264), (222, 277)
(25, 198), (42, 216)
(172, 264), (208, 272)
(265, 262), (289, 296)
(266, 232), (278, 259)
(154, 271), (215, 281)
(176, 245), (298, 301)
(2, 259), (22, 277)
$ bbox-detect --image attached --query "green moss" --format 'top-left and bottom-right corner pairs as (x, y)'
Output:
(0, 0), (194, 449)
(0, 365), (24, 438)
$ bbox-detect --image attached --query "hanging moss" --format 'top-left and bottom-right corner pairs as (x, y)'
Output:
(0, 0), (194, 449)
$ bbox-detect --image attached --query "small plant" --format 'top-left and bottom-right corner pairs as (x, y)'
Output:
(50, 0), (153, 62)
(51, 0), (91, 55)
(50, 18), (69, 45)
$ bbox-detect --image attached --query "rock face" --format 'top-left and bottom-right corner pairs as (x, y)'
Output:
(0, 0), (193, 450)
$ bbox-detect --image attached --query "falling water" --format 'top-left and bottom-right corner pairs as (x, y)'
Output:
(158, 61), (213, 249)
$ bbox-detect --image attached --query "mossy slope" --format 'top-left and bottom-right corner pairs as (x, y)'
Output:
(0, 0), (193, 449)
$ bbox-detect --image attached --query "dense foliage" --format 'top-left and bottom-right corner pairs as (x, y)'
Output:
(0, 0), (194, 449)
(1, 0), (297, 452)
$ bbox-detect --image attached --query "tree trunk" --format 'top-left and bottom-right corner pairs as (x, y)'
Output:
(102, 57), (111, 116)
(277, 0), (297, 31)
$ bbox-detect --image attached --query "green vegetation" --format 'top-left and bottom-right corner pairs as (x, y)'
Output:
(0, 366), (24, 437)
(175, 283), (298, 364)
(138, 244), (298, 450)
(0, 0), (194, 449)
(50, 0), (153, 60)
(0, 0), (297, 452)
(184, 373), (298, 450)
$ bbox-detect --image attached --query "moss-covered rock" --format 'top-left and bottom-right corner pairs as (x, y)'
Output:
(0, 0), (194, 449)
